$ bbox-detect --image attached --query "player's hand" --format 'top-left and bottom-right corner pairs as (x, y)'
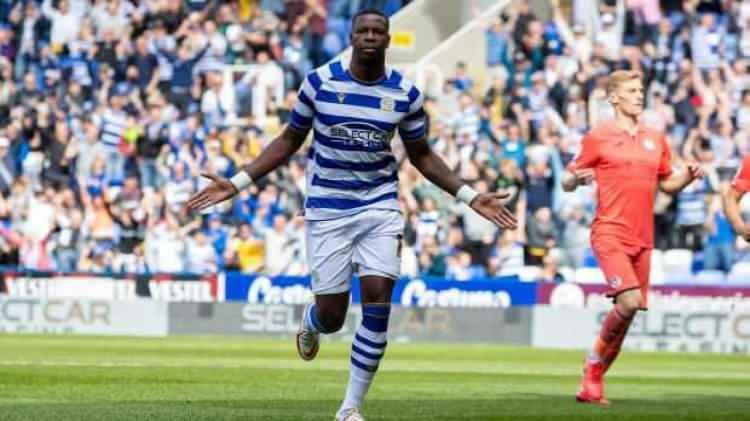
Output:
(469, 192), (518, 230)
(739, 224), (750, 243)
(185, 173), (238, 213)
(574, 168), (595, 185)
(686, 163), (705, 180)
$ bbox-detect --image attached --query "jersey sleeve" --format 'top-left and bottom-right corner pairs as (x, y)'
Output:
(398, 85), (427, 142)
(657, 134), (673, 179)
(566, 133), (599, 172)
(732, 155), (750, 192)
(289, 71), (320, 131)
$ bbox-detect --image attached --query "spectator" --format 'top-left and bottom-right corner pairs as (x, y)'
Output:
(525, 206), (557, 266)
(154, 33), (209, 114)
(691, 12), (723, 71)
(263, 213), (295, 275)
(0, 137), (16, 195)
(41, 0), (84, 51)
(488, 229), (524, 276)
(446, 250), (473, 281)
(540, 248), (565, 283)
(559, 204), (590, 268)
(185, 229), (218, 274)
(418, 234), (447, 277)
(673, 165), (717, 251)
(703, 185), (735, 272)
(525, 157), (554, 214)
(145, 210), (190, 274)
(226, 222), (264, 273)
(96, 83), (130, 181)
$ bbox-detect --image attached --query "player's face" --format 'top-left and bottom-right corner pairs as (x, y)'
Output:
(351, 14), (390, 60)
(611, 79), (644, 118)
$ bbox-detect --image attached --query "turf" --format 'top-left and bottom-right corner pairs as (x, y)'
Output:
(0, 335), (747, 420)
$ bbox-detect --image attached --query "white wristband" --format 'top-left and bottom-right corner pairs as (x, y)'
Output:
(456, 184), (479, 205)
(229, 171), (253, 192)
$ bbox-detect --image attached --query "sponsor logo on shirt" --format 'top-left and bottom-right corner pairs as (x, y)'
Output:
(381, 97), (395, 112)
(608, 276), (623, 288)
(329, 122), (391, 147)
(643, 138), (655, 150)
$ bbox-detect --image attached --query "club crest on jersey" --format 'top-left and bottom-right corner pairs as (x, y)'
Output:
(642, 138), (655, 150)
(337, 92), (346, 103)
(381, 97), (395, 112)
(608, 276), (622, 288)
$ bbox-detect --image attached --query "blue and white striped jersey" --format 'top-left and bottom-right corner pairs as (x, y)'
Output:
(290, 59), (427, 221)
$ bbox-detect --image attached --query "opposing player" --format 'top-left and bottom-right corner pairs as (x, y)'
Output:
(723, 156), (750, 242)
(186, 9), (517, 420)
(561, 70), (704, 405)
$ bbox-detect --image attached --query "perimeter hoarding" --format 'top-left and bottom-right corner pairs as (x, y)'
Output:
(223, 274), (537, 308)
(537, 282), (750, 312)
(531, 306), (750, 354)
(169, 303), (532, 344)
(1, 272), (220, 302)
(0, 297), (168, 336)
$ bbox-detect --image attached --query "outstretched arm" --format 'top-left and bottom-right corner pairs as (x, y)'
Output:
(403, 138), (517, 229)
(658, 163), (704, 194)
(185, 125), (308, 212)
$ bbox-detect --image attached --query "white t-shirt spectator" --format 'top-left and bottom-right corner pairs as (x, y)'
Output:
(146, 225), (185, 273)
(185, 236), (217, 274)
(263, 228), (294, 275)
(41, 0), (84, 47)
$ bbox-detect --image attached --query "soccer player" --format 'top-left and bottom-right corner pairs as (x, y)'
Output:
(186, 9), (517, 421)
(561, 70), (704, 405)
(723, 156), (750, 243)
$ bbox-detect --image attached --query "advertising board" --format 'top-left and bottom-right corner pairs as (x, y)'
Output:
(531, 306), (750, 354)
(537, 283), (750, 312)
(169, 303), (533, 344)
(0, 297), (167, 336)
(1, 272), (220, 302)
(224, 274), (536, 308)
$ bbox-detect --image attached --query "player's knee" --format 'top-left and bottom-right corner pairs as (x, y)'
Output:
(317, 308), (347, 333)
(615, 291), (642, 316)
(360, 277), (395, 304)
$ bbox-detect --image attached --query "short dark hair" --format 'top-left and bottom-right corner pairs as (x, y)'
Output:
(351, 8), (389, 31)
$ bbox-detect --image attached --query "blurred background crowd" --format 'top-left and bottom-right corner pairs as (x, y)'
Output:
(0, 0), (748, 283)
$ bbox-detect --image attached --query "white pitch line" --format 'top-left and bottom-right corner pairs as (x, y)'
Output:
(1, 360), (749, 381)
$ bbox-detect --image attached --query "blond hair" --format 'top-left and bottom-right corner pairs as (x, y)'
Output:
(606, 70), (643, 96)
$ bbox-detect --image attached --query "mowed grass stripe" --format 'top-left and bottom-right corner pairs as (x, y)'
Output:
(0, 335), (747, 420)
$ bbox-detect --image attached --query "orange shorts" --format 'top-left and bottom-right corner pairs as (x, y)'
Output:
(591, 237), (651, 310)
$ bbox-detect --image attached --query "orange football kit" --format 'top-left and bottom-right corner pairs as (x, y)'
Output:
(567, 120), (673, 309)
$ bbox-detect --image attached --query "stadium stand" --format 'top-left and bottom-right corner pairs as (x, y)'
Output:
(0, 0), (749, 286)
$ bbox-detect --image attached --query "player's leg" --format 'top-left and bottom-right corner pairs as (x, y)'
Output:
(337, 275), (394, 420)
(577, 240), (640, 405)
(600, 248), (651, 373)
(336, 210), (402, 420)
(297, 218), (355, 360)
(298, 291), (350, 360)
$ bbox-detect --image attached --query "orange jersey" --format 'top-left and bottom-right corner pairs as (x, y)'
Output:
(568, 120), (673, 248)
(732, 155), (750, 192)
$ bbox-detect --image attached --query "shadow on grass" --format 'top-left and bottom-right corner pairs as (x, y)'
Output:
(2, 394), (750, 421)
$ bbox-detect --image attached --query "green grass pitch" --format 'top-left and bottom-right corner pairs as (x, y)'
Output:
(0, 335), (747, 420)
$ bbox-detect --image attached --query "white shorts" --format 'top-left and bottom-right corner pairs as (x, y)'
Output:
(306, 209), (404, 295)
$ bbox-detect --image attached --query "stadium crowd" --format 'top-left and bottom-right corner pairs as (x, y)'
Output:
(0, 0), (747, 282)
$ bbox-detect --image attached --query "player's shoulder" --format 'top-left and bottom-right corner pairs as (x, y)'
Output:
(305, 61), (337, 87)
(741, 154), (750, 170)
(583, 121), (613, 143)
(638, 121), (665, 140)
(384, 68), (422, 104)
